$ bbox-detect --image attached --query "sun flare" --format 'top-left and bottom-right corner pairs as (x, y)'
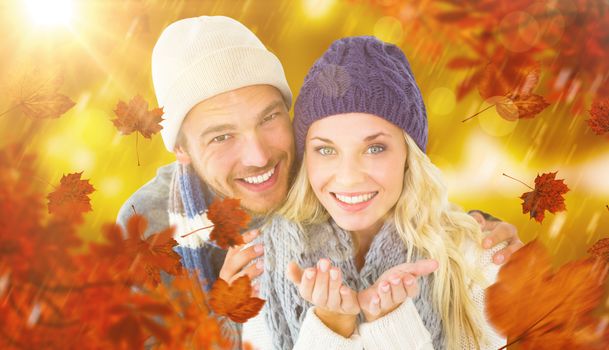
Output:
(25, 0), (74, 27)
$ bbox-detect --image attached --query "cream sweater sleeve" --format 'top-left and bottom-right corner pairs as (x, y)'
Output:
(358, 239), (508, 350)
(293, 307), (363, 350)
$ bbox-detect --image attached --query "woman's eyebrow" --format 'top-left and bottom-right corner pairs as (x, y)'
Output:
(364, 132), (389, 141)
(310, 136), (334, 144)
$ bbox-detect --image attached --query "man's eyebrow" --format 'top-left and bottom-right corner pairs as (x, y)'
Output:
(257, 100), (285, 120)
(200, 123), (237, 139)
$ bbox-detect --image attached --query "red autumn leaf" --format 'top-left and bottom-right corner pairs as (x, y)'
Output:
(209, 275), (265, 323)
(486, 240), (609, 349)
(446, 56), (484, 69)
(587, 97), (609, 136)
(207, 198), (251, 249)
(477, 58), (549, 121)
(112, 95), (163, 138)
(47, 172), (95, 223)
(588, 238), (609, 263)
(3, 68), (75, 119)
(519, 172), (570, 223)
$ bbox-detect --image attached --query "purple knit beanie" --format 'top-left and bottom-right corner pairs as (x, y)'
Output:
(294, 36), (427, 160)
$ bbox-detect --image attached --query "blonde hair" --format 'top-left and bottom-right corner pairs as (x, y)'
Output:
(278, 132), (490, 349)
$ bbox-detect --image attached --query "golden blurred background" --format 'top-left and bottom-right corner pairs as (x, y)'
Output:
(0, 0), (608, 269)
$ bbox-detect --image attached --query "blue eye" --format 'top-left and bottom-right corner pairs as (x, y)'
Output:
(211, 134), (231, 143)
(366, 145), (385, 154)
(317, 147), (336, 156)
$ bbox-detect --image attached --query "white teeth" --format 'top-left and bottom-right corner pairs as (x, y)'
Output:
(335, 192), (375, 204)
(242, 167), (275, 184)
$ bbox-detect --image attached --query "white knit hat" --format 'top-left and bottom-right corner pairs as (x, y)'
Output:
(151, 16), (293, 151)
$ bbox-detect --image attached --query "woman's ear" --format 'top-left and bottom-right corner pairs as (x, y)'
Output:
(174, 145), (192, 165)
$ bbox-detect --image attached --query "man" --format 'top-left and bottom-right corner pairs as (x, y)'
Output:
(117, 15), (523, 346)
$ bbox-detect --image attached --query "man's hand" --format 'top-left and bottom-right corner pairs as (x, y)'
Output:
(287, 259), (359, 337)
(357, 259), (438, 322)
(469, 211), (524, 265)
(218, 229), (264, 284)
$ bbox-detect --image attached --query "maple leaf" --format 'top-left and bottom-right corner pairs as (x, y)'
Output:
(587, 238), (609, 263)
(106, 295), (173, 350)
(3, 68), (75, 119)
(207, 198), (250, 249)
(587, 97), (609, 136)
(112, 95), (163, 138)
(510, 172), (570, 223)
(209, 275), (265, 323)
(47, 172), (95, 224)
(123, 215), (182, 288)
(112, 95), (163, 165)
(462, 54), (550, 122)
(486, 240), (609, 349)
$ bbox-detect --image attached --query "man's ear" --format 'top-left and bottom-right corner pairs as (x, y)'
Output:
(174, 144), (192, 165)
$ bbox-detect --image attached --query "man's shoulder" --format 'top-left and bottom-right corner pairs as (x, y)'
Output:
(116, 162), (176, 237)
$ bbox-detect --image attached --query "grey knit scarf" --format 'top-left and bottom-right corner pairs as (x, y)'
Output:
(260, 215), (445, 349)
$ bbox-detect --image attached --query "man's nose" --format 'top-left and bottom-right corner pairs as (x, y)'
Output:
(241, 133), (272, 168)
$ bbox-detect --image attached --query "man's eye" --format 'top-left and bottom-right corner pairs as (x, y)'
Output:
(317, 147), (336, 156)
(262, 113), (279, 124)
(366, 145), (385, 154)
(211, 134), (231, 143)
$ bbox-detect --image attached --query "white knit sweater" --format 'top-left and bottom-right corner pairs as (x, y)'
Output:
(243, 217), (507, 350)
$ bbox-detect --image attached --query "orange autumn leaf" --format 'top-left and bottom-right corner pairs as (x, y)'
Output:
(123, 215), (182, 288)
(207, 198), (250, 249)
(112, 95), (163, 138)
(106, 295), (173, 350)
(588, 238), (609, 263)
(587, 97), (609, 136)
(486, 240), (609, 349)
(209, 275), (265, 323)
(156, 274), (232, 350)
(519, 172), (570, 223)
(4, 68), (75, 119)
(47, 172), (95, 223)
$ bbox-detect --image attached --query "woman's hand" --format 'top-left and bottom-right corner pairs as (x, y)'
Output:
(469, 210), (524, 265)
(358, 259), (438, 322)
(287, 258), (360, 337)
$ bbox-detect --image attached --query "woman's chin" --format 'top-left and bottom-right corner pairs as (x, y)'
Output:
(332, 216), (376, 234)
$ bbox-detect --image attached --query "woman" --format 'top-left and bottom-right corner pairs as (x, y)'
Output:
(254, 36), (506, 350)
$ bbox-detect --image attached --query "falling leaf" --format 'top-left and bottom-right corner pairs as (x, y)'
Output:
(477, 58), (549, 121)
(112, 95), (163, 138)
(209, 275), (265, 323)
(124, 215), (182, 288)
(588, 238), (609, 263)
(106, 295), (173, 349)
(587, 97), (609, 136)
(47, 172), (95, 224)
(90, 215), (182, 287)
(486, 240), (609, 349)
(112, 95), (163, 165)
(3, 68), (75, 119)
(207, 198), (250, 249)
(518, 172), (570, 223)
